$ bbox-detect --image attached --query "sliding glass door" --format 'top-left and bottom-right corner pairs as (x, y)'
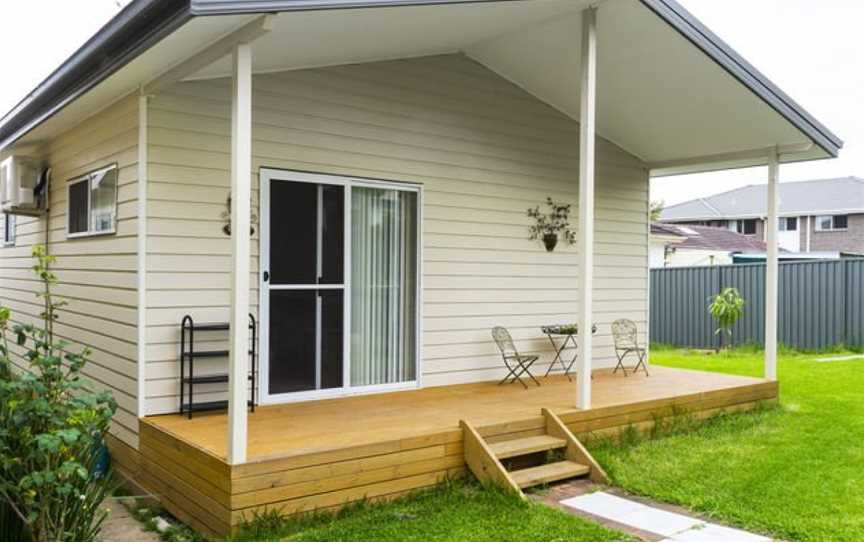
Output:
(260, 170), (420, 403)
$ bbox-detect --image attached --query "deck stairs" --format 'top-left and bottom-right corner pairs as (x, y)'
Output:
(461, 408), (608, 496)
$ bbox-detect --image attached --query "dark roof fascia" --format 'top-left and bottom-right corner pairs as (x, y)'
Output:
(0, 0), (192, 150)
(189, 0), (519, 14)
(640, 0), (843, 158)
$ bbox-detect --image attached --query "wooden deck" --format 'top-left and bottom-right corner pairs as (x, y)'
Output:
(118, 367), (777, 537)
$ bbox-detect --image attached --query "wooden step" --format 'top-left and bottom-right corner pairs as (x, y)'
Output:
(489, 435), (567, 459)
(510, 460), (590, 488)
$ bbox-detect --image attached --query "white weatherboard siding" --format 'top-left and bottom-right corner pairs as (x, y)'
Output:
(0, 96), (141, 447)
(144, 54), (649, 414)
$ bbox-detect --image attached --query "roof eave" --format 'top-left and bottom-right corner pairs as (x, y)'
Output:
(0, 0), (192, 150)
(640, 0), (843, 158)
(0, 0), (845, 156)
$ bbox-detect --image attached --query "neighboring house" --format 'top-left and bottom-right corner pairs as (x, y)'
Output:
(650, 223), (767, 268)
(0, 0), (840, 535)
(649, 223), (686, 268)
(660, 177), (864, 254)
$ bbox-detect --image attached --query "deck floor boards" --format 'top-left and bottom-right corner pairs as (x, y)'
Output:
(144, 366), (767, 461)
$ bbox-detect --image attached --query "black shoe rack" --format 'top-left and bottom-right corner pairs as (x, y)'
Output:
(179, 313), (257, 418)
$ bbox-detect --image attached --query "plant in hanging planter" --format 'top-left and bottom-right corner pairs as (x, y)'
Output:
(527, 197), (577, 251)
(221, 194), (258, 236)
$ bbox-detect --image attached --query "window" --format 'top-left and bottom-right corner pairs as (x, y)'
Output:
(779, 217), (798, 231)
(3, 214), (15, 246)
(815, 215), (848, 231)
(736, 219), (757, 235)
(67, 165), (117, 237)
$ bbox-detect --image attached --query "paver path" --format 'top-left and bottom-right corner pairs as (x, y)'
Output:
(100, 499), (161, 542)
(561, 491), (770, 541)
(533, 480), (773, 542)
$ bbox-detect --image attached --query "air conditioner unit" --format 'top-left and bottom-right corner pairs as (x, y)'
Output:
(0, 156), (48, 216)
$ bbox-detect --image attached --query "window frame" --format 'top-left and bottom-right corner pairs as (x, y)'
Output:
(815, 214), (848, 232)
(3, 213), (15, 247)
(779, 217), (798, 232)
(737, 219), (757, 235)
(66, 164), (118, 239)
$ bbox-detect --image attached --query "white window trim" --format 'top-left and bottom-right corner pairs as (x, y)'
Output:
(815, 214), (848, 232)
(3, 214), (15, 247)
(66, 164), (118, 239)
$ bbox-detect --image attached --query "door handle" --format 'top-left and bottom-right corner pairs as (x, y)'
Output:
(263, 270), (270, 282)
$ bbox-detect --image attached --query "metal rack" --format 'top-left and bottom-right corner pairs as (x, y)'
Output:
(179, 313), (257, 418)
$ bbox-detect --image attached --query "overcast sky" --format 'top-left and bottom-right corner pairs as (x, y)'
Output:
(0, 0), (860, 208)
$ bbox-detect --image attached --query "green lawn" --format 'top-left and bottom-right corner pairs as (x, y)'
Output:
(594, 347), (864, 542)
(227, 348), (863, 542)
(229, 480), (631, 542)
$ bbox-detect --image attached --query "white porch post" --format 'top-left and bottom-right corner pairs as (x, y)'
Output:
(228, 42), (252, 465)
(764, 148), (779, 380)
(577, 6), (597, 410)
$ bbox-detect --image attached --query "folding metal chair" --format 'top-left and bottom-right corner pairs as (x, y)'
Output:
(611, 319), (649, 376)
(491, 326), (540, 388)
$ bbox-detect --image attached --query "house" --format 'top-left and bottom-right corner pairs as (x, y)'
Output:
(0, 0), (841, 536)
(660, 177), (864, 254)
(650, 223), (768, 268)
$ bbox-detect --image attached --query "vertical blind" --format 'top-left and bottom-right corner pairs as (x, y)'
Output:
(351, 186), (418, 386)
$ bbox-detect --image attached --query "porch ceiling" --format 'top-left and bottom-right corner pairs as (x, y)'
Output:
(8, 0), (841, 173)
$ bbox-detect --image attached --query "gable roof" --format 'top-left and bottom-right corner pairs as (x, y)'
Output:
(0, 0), (843, 164)
(661, 177), (864, 221)
(652, 223), (768, 252)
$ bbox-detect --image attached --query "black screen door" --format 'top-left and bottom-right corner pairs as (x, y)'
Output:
(264, 179), (345, 396)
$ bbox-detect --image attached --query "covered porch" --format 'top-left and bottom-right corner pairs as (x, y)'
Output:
(134, 366), (777, 536)
(186, 0), (831, 467)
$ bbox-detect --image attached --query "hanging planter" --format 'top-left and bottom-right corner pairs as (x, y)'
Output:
(542, 233), (559, 252)
(221, 194), (258, 236)
(527, 197), (577, 252)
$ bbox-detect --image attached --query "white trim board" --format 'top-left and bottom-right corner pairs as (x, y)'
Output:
(137, 93), (148, 418)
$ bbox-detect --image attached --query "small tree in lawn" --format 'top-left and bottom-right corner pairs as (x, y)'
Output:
(708, 287), (745, 352)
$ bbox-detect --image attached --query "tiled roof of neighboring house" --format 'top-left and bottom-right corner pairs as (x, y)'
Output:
(651, 223), (768, 252)
(660, 177), (864, 220)
(650, 223), (686, 238)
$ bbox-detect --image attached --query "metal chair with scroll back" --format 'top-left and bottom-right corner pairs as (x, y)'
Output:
(491, 326), (540, 388)
(611, 318), (649, 376)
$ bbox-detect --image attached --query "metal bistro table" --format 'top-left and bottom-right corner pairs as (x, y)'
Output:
(541, 323), (597, 381)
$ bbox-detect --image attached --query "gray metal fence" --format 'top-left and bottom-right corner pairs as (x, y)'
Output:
(650, 259), (864, 350)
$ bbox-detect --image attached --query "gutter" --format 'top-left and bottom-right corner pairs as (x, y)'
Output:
(188, 0), (518, 14)
(0, 0), (192, 150)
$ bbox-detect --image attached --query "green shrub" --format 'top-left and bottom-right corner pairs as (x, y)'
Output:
(0, 245), (117, 542)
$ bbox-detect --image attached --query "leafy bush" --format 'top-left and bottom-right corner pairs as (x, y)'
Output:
(0, 245), (117, 542)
